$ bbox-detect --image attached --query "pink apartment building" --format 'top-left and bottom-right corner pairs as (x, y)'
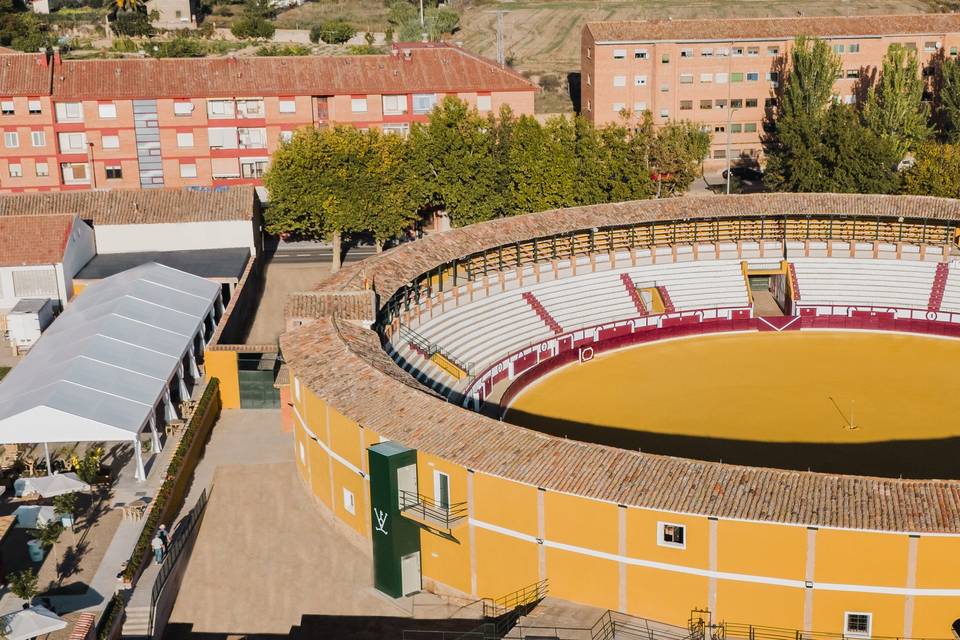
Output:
(581, 14), (960, 165)
(0, 43), (536, 193)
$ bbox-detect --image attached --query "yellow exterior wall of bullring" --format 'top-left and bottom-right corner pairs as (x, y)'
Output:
(287, 373), (960, 636)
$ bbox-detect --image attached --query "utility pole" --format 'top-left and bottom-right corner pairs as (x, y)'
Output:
(485, 10), (508, 65)
(420, 0), (424, 27)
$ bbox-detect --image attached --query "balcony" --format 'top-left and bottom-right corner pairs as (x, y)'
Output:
(399, 490), (467, 530)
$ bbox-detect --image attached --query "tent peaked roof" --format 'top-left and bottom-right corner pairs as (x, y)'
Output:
(0, 263), (221, 444)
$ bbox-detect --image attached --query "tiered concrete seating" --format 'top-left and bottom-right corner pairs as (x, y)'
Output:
(937, 262), (960, 314)
(792, 258), (937, 309)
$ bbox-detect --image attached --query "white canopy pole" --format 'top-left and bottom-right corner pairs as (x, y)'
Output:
(43, 443), (51, 477)
(188, 344), (200, 379)
(177, 363), (189, 400)
(215, 295), (224, 316)
(148, 415), (161, 453)
(133, 438), (145, 482)
(164, 389), (177, 422)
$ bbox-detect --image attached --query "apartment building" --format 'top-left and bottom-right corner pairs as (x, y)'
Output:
(0, 44), (536, 194)
(581, 14), (960, 165)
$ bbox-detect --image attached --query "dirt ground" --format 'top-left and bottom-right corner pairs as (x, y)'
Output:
(243, 261), (333, 345)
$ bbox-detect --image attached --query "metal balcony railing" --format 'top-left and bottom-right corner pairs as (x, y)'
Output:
(399, 490), (468, 530)
(399, 326), (473, 377)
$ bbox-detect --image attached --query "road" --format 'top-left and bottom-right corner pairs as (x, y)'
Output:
(268, 245), (378, 264)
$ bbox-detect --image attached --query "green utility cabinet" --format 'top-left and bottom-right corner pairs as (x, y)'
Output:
(368, 442), (422, 598)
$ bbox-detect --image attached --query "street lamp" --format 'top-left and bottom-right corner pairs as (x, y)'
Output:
(87, 141), (97, 190)
(725, 106), (739, 195)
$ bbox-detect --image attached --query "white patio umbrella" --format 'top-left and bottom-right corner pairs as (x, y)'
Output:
(1, 606), (67, 640)
(22, 473), (90, 498)
(12, 506), (56, 529)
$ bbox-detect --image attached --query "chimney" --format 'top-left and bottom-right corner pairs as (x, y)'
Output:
(421, 32), (429, 43)
(52, 46), (61, 66)
(402, 48), (412, 61)
(38, 48), (48, 68)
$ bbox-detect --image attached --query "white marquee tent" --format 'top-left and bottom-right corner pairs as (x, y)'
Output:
(0, 262), (223, 481)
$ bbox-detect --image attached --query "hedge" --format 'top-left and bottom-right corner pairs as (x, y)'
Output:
(96, 593), (124, 640)
(122, 378), (221, 582)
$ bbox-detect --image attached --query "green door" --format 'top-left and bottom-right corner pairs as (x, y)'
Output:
(368, 442), (421, 598)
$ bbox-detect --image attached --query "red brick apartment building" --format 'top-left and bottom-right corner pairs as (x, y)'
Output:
(581, 14), (960, 165)
(0, 44), (535, 193)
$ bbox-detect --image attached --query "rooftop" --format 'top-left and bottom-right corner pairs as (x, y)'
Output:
(0, 187), (257, 226)
(0, 52), (50, 97)
(585, 12), (960, 43)
(50, 45), (535, 100)
(0, 214), (76, 267)
(75, 247), (251, 281)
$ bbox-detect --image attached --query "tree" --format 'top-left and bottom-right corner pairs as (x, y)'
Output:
(902, 142), (960, 197)
(8, 569), (38, 603)
(938, 57), (960, 140)
(231, 15), (275, 39)
(0, 0), (51, 51)
(313, 20), (355, 45)
(114, 0), (143, 12)
(647, 118), (711, 196)
(148, 36), (204, 57)
(112, 9), (154, 37)
(861, 44), (931, 159)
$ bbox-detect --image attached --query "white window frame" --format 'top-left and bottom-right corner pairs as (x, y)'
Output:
(699, 73), (713, 83)
(351, 98), (368, 113)
(679, 73), (694, 84)
(55, 102), (83, 122)
(97, 103), (118, 119)
(35, 162), (48, 177)
(279, 130), (294, 143)
(176, 132), (194, 148)
(701, 48), (713, 57)
(382, 94), (406, 115)
(843, 612), (871, 638)
(174, 101), (194, 116)
(634, 48), (648, 59)
(412, 93), (437, 114)
(680, 48), (693, 58)
(179, 163), (198, 178)
(27, 100), (41, 115)
(613, 48), (626, 59)
(8, 163), (22, 178)
(342, 487), (356, 515)
(101, 135), (120, 150)
(4, 132), (19, 149)
(58, 132), (87, 153)
(236, 98), (265, 119)
(848, 43), (860, 53)
(0, 100), (14, 115)
(715, 72), (728, 84)
(657, 521), (686, 549)
(207, 99), (235, 118)
(634, 75), (647, 86)
(476, 95), (492, 112)
(613, 75), (627, 87)
(632, 101), (647, 112)
(433, 471), (450, 509)
(612, 102), (626, 113)
(659, 109), (669, 118)
(746, 72), (760, 82)
(207, 127), (238, 150)
(278, 99), (297, 114)
(30, 131), (45, 148)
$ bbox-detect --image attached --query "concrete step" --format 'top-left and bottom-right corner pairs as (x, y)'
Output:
(121, 605), (152, 637)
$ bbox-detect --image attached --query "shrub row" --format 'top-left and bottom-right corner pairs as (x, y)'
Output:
(122, 378), (221, 582)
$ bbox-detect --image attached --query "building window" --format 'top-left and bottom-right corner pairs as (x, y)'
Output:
(744, 123), (757, 132)
(844, 613), (871, 638)
(843, 95), (856, 105)
(382, 123), (409, 136)
(952, 47), (958, 56)
(613, 49), (626, 59)
(732, 46), (744, 57)
(680, 100), (693, 111)
(848, 43), (860, 53)
(238, 127), (267, 149)
(613, 75), (627, 87)
(925, 41), (938, 52)
(903, 42), (917, 51)
(680, 48), (693, 58)
(30, 131), (44, 147)
(101, 135), (120, 149)
(730, 99), (743, 109)
(846, 69), (859, 79)
(730, 72), (744, 83)
(278, 98), (297, 114)
(177, 132), (194, 148)
(659, 109), (669, 118)
(716, 47), (729, 57)
(35, 162), (48, 177)
(746, 98), (758, 108)
(714, 125), (725, 133)
(715, 72), (728, 84)
(208, 127), (238, 149)
(767, 71), (780, 83)
(379, 94), (405, 116)
(634, 75), (647, 86)
(715, 99), (727, 109)
(765, 97), (777, 108)
(746, 72), (760, 82)
(279, 130), (293, 143)
(699, 99), (712, 110)
(612, 102), (626, 113)
(105, 165), (122, 180)
(767, 46), (780, 56)
(179, 163), (198, 178)
(4, 132), (19, 148)
(661, 53), (669, 63)
(713, 149), (726, 159)
(343, 488), (356, 515)
(28, 100), (41, 115)
(476, 95), (492, 112)
(634, 49), (647, 59)
(236, 99), (265, 118)
(98, 103), (117, 119)
(679, 73), (693, 84)
(747, 46), (759, 56)
(701, 48), (713, 57)
(207, 99), (235, 118)
(58, 132), (87, 153)
(658, 522), (686, 548)
(55, 102), (83, 123)
(412, 93), (437, 114)
(174, 101), (194, 116)
(434, 471), (450, 509)
(241, 159), (268, 179)
(659, 84), (669, 93)
(8, 163), (21, 178)
(60, 162), (88, 184)
(0, 100), (14, 116)
(730, 123), (742, 133)
(833, 44), (844, 54)
(700, 73), (713, 83)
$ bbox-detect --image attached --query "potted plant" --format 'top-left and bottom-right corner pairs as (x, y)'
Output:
(9, 568), (38, 603)
(53, 493), (78, 529)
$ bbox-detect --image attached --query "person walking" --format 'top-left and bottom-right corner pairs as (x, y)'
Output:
(151, 535), (164, 564)
(158, 524), (170, 553)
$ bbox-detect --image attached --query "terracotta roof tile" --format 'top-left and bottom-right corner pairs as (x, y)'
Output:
(0, 186), (257, 225)
(0, 53), (50, 97)
(51, 45), (535, 100)
(282, 193), (960, 533)
(586, 13), (960, 43)
(0, 214), (75, 267)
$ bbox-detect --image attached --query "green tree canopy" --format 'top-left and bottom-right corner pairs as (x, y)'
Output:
(937, 56), (960, 140)
(862, 44), (931, 158)
(902, 142), (960, 197)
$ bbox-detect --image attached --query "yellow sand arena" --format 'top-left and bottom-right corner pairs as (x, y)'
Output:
(506, 331), (960, 444)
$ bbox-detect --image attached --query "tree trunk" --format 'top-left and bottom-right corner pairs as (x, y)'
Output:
(331, 231), (342, 274)
(375, 240), (384, 254)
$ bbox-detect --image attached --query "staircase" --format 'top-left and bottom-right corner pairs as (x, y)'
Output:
(522, 292), (563, 334)
(788, 262), (801, 301)
(928, 262), (949, 312)
(121, 604), (151, 638)
(620, 274), (648, 315)
(656, 286), (676, 314)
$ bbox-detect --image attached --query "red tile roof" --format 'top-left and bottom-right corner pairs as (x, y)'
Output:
(0, 214), (75, 267)
(51, 45), (536, 100)
(586, 12), (960, 43)
(0, 53), (50, 97)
